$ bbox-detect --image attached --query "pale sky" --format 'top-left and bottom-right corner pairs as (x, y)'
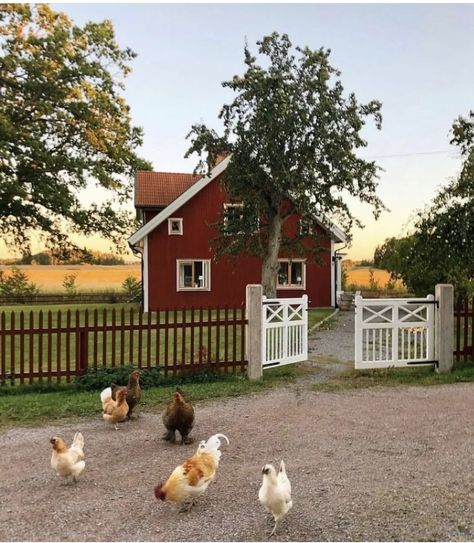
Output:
(3, 3), (474, 260)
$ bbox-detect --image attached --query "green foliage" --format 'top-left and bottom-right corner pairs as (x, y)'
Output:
(74, 365), (162, 391)
(0, 266), (39, 296)
(122, 275), (141, 301)
(185, 32), (384, 296)
(0, 4), (152, 257)
(341, 265), (348, 290)
(372, 110), (474, 297)
(62, 273), (78, 296)
(73, 364), (230, 392)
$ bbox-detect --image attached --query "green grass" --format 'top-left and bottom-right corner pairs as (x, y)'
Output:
(0, 364), (308, 430)
(312, 360), (474, 392)
(307, 307), (336, 330)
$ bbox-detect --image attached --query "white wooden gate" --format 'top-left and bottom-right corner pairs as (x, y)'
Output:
(262, 295), (308, 369)
(355, 295), (436, 369)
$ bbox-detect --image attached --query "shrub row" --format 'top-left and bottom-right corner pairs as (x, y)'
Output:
(0, 365), (239, 395)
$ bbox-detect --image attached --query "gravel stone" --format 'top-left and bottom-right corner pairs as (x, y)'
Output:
(1, 311), (473, 541)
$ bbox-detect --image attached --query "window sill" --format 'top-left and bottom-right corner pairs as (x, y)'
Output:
(277, 285), (306, 290)
(177, 287), (211, 292)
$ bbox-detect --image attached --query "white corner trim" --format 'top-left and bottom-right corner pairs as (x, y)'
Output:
(330, 239), (335, 307)
(143, 236), (149, 313)
(128, 155), (231, 246)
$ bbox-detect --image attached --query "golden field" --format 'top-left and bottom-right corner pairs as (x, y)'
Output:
(1, 263), (403, 293)
(345, 266), (404, 289)
(0, 264), (141, 292)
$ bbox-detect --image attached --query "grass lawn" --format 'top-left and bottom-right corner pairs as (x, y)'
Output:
(307, 307), (336, 329)
(0, 364), (310, 430)
(312, 360), (474, 392)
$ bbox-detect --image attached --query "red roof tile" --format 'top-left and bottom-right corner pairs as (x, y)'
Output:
(135, 171), (201, 207)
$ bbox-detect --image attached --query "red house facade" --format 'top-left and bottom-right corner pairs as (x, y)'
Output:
(128, 156), (346, 311)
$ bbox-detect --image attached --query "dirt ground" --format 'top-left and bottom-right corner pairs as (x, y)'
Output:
(1, 381), (474, 542)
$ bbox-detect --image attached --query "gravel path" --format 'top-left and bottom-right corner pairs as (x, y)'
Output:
(1, 380), (474, 541)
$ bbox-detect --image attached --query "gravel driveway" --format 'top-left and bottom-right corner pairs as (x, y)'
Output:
(1, 380), (474, 541)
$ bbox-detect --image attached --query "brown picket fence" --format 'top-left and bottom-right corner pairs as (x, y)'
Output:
(0, 306), (247, 385)
(454, 296), (474, 362)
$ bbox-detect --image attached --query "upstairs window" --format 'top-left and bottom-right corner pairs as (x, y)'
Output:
(223, 203), (243, 234)
(277, 260), (306, 289)
(177, 260), (211, 291)
(223, 203), (259, 234)
(299, 218), (314, 237)
(168, 218), (183, 235)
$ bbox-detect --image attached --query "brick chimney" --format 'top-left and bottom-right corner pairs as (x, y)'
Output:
(211, 150), (230, 168)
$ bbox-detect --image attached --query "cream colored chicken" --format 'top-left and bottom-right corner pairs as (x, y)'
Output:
(50, 432), (85, 483)
(258, 460), (293, 536)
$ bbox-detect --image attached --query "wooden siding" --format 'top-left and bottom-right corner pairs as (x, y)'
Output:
(146, 173), (333, 309)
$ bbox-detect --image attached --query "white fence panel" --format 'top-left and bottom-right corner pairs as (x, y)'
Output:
(262, 295), (308, 369)
(355, 295), (435, 369)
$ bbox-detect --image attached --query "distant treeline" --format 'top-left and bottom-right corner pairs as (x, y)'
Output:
(4, 250), (126, 266)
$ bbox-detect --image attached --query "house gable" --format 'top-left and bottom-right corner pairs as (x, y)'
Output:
(128, 155), (346, 247)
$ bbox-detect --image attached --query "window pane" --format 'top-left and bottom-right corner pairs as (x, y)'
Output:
(278, 262), (289, 286)
(292, 262), (303, 285)
(194, 261), (204, 288)
(181, 263), (193, 287)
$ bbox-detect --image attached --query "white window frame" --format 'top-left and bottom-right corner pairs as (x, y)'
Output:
(176, 259), (211, 291)
(168, 218), (183, 235)
(223, 203), (243, 234)
(277, 259), (306, 290)
(223, 203), (260, 234)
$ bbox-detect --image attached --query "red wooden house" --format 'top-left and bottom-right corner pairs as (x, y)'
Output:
(128, 155), (346, 311)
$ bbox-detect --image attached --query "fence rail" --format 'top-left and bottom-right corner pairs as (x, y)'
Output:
(454, 296), (474, 362)
(0, 306), (247, 385)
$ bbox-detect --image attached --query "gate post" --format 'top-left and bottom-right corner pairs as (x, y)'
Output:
(435, 284), (454, 373)
(246, 284), (263, 381)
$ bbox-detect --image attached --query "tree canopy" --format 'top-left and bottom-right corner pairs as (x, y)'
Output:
(186, 32), (384, 296)
(0, 4), (151, 258)
(373, 110), (474, 296)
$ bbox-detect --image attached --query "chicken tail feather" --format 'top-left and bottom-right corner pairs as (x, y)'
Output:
(100, 387), (112, 405)
(71, 432), (84, 453)
(199, 433), (229, 454)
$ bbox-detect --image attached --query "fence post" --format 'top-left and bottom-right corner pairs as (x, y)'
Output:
(246, 284), (263, 381)
(435, 283), (454, 373)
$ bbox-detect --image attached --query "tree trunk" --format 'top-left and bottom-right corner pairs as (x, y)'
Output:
(261, 210), (282, 298)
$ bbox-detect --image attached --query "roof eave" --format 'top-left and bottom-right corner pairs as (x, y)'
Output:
(128, 155), (231, 246)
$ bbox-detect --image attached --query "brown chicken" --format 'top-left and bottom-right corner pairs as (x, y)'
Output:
(162, 387), (195, 444)
(110, 370), (141, 419)
(100, 387), (129, 430)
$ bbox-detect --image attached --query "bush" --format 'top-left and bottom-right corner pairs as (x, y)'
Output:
(0, 267), (39, 297)
(74, 364), (233, 391)
(62, 273), (78, 295)
(122, 275), (141, 302)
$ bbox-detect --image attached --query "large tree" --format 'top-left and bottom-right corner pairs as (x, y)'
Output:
(186, 33), (384, 296)
(373, 110), (474, 296)
(0, 4), (151, 258)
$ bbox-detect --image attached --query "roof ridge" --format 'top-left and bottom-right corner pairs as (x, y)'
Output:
(136, 170), (200, 177)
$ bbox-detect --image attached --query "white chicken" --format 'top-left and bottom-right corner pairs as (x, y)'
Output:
(50, 432), (85, 483)
(258, 460), (293, 536)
